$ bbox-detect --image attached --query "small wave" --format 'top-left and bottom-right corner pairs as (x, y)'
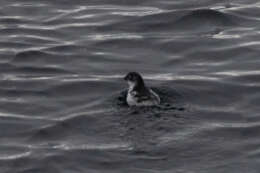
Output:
(0, 144), (32, 161)
(173, 9), (238, 31)
(9, 3), (47, 7)
(89, 73), (218, 81)
(28, 22), (105, 30)
(87, 33), (143, 41)
(0, 17), (33, 25)
(0, 27), (66, 41)
(15, 66), (72, 75)
(0, 112), (49, 121)
(111, 6), (165, 17)
(214, 70), (260, 76)
(0, 41), (36, 50)
(0, 62), (16, 73)
(14, 50), (53, 62)
(0, 151), (31, 160)
(45, 45), (86, 54)
(100, 8), (241, 33)
(12, 51), (73, 75)
(14, 35), (61, 44)
(13, 49), (75, 66)
(42, 142), (132, 151)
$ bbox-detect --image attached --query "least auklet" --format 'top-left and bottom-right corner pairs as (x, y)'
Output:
(124, 72), (160, 106)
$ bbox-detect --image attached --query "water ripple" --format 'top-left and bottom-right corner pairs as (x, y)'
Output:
(0, 111), (52, 121)
(0, 1), (259, 172)
(42, 142), (132, 151)
(87, 33), (143, 40)
(214, 70), (260, 76)
(0, 151), (31, 160)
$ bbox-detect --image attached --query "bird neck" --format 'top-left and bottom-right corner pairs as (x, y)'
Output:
(133, 82), (146, 93)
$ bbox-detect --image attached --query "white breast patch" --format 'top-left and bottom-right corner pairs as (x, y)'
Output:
(126, 89), (160, 106)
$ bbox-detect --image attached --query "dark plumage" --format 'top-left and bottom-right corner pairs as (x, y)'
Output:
(124, 72), (160, 106)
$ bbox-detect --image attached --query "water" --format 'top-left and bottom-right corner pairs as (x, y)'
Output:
(1, 0), (260, 172)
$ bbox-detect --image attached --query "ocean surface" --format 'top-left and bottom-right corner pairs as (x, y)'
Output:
(1, 0), (260, 172)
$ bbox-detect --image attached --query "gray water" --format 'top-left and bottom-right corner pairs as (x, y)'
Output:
(1, 0), (260, 173)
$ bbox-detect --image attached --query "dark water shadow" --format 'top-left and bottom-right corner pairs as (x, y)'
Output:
(110, 86), (189, 151)
(97, 8), (248, 35)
